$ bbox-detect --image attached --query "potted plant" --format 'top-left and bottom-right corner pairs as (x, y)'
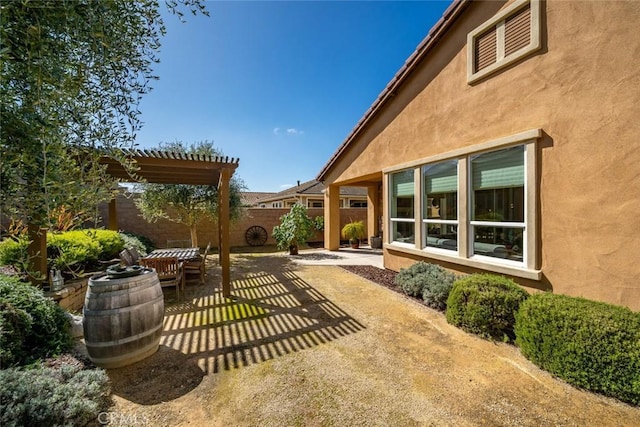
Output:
(341, 220), (366, 249)
(272, 204), (315, 255)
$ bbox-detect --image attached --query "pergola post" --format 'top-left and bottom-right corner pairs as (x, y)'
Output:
(108, 198), (118, 231)
(324, 184), (341, 250)
(27, 224), (47, 284)
(218, 168), (232, 298)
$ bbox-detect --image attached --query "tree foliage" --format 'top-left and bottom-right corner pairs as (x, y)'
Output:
(134, 141), (246, 247)
(272, 204), (316, 255)
(0, 0), (208, 230)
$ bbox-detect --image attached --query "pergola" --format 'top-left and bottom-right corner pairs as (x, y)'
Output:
(29, 149), (239, 297)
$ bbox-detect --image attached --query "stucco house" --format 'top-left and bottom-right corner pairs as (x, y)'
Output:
(317, 0), (640, 310)
(255, 179), (367, 209)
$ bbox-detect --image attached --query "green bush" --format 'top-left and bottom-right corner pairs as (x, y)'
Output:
(394, 261), (456, 310)
(422, 271), (457, 311)
(88, 229), (124, 260)
(515, 293), (640, 405)
(47, 230), (101, 270)
(0, 275), (72, 367)
(0, 237), (29, 271)
(446, 273), (529, 342)
(394, 261), (433, 297)
(120, 231), (154, 256)
(0, 360), (111, 426)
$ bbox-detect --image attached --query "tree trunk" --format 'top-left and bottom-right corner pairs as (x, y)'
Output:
(289, 244), (298, 255)
(189, 225), (198, 248)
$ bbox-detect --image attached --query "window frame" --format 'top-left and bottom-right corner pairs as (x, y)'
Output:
(383, 129), (541, 280)
(388, 168), (417, 247)
(467, 0), (542, 84)
(422, 159), (459, 254)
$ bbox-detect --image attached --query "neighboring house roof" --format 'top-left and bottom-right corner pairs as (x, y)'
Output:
(240, 192), (277, 207)
(256, 179), (367, 204)
(316, 0), (469, 182)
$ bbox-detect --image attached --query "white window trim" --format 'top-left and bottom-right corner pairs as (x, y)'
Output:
(388, 168), (418, 246)
(384, 129), (541, 280)
(467, 0), (542, 84)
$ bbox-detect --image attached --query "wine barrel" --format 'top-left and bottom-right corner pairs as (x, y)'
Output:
(83, 269), (165, 369)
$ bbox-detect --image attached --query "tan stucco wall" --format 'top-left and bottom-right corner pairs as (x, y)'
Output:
(323, 1), (640, 309)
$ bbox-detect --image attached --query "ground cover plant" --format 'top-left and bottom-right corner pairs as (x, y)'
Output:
(446, 273), (528, 342)
(515, 293), (640, 405)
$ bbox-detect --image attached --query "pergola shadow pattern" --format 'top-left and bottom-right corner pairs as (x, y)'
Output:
(160, 256), (366, 374)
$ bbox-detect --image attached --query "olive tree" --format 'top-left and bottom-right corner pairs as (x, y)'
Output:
(0, 0), (207, 276)
(134, 141), (246, 248)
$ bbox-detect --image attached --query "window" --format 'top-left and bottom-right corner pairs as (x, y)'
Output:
(349, 200), (367, 208)
(384, 129), (540, 279)
(422, 160), (458, 251)
(470, 146), (524, 262)
(390, 169), (415, 244)
(309, 200), (323, 208)
(467, 0), (541, 84)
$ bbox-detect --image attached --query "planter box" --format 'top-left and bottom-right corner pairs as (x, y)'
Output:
(45, 276), (90, 312)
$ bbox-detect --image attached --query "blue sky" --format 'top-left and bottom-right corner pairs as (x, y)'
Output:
(135, 1), (452, 192)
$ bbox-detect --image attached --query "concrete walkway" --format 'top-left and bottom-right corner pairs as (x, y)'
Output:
(289, 246), (384, 268)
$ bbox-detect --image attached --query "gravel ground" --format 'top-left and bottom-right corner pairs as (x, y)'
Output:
(105, 255), (640, 426)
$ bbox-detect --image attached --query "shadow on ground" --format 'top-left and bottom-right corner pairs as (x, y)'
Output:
(154, 255), (365, 376)
(107, 345), (205, 405)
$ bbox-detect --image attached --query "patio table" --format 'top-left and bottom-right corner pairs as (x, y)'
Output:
(143, 247), (200, 262)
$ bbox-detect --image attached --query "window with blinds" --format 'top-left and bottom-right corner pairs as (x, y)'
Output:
(467, 0), (541, 84)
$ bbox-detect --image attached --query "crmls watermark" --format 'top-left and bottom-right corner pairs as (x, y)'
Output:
(98, 411), (150, 426)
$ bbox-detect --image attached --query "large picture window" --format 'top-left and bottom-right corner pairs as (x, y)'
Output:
(390, 169), (415, 244)
(423, 160), (458, 251)
(384, 129), (539, 279)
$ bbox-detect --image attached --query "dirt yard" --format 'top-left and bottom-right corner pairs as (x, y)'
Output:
(102, 253), (639, 426)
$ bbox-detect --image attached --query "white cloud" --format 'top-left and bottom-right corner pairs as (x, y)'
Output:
(280, 184), (293, 189)
(273, 127), (304, 136)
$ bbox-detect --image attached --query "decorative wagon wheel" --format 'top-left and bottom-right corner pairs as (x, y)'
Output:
(245, 226), (268, 246)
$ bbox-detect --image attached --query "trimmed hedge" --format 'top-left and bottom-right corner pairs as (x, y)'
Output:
(48, 231), (102, 270)
(446, 273), (529, 342)
(0, 360), (111, 426)
(515, 293), (640, 405)
(0, 275), (72, 367)
(89, 229), (125, 260)
(0, 237), (29, 271)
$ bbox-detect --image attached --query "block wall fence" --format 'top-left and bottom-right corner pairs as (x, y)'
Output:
(98, 194), (368, 249)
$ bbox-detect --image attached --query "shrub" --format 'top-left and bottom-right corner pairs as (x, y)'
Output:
(47, 230), (101, 270)
(0, 237), (29, 271)
(120, 232), (154, 256)
(0, 275), (72, 367)
(395, 261), (433, 297)
(446, 273), (528, 342)
(394, 261), (456, 310)
(515, 293), (640, 405)
(421, 270), (457, 311)
(88, 229), (124, 260)
(0, 360), (111, 426)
